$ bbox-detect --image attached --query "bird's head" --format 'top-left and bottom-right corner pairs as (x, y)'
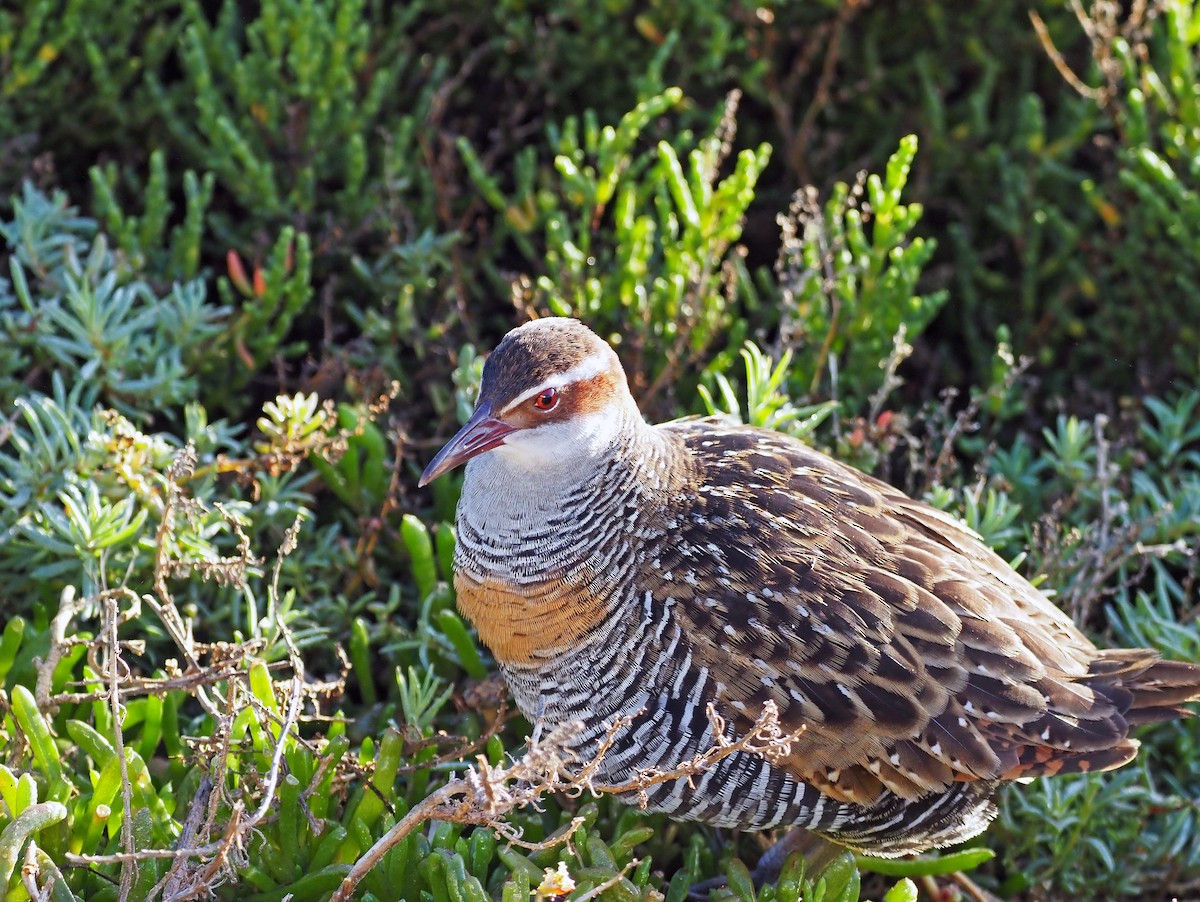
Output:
(419, 318), (638, 486)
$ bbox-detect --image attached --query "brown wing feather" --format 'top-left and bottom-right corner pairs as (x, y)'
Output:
(652, 420), (1195, 805)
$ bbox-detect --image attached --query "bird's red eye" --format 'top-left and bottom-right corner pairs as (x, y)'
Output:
(532, 388), (559, 411)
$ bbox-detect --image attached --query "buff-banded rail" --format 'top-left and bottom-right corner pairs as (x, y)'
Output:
(420, 317), (1200, 855)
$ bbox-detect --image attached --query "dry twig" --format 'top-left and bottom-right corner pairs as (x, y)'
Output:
(331, 701), (803, 902)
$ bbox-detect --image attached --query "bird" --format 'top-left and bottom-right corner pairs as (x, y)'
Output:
(419, 316), (1200, 856)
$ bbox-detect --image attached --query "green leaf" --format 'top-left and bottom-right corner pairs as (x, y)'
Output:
(0, 802), (68, 887)
(859, 849), (998, 878)
(882, 878), (919, 902)
(10, 684), (65, 801)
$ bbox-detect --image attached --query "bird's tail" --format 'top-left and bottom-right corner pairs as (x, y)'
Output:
(1089, 649), (1200, 724)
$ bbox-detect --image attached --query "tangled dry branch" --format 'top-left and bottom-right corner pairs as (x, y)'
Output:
(331, 701), (804, 902)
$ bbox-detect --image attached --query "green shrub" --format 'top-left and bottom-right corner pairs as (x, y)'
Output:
(772, 134), (947, 406)
(459, 87), (769, 415)
(3, 1), (1200, 899)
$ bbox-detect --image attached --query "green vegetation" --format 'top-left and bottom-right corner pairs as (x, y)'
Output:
(2, 1), (1199, 900)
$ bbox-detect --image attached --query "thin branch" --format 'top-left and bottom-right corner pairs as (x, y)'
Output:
(1029, 9), (1103, 101)
(104, 595), (136, 902)
(572, 859), (639, 902)
(331, 701), (803, 902)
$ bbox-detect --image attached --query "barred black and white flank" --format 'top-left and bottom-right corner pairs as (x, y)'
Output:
(420, 317), (1200, 856)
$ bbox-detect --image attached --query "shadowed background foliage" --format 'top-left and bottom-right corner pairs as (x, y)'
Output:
(1, 1), (1199, 900)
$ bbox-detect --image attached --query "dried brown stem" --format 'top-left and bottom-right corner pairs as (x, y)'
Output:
(1029, 9), (1103, 102)
(572, 858), (639, 902)
(52, 449), (323, 900)
(332, 701), (802, 901)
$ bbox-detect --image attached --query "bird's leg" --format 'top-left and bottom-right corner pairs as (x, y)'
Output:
(947, 870), (1006, 902)
(752, 828), (845, 883)
(529, 696), (547, 746)
(687, 828), (844, 900)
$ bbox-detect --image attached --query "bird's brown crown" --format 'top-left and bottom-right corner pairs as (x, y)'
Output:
(479, 319), (623, 412)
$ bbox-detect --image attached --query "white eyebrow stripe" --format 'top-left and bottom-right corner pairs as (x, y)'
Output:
(504, 349), (612, 409)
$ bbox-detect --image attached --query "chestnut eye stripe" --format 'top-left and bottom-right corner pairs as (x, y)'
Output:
(501, 349), (612, 414)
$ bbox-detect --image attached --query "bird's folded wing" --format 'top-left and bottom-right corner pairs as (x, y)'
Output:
(655, 422), (1142, 805)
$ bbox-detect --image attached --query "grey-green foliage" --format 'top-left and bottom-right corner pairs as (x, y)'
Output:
(965, 393), (1200, 896)
(986, 396), (1200, 607)
(0, 182), (336, 612)
(0, 380), (344, 632)
(924, 483), (1026, 555)
(994, 762), (1200, 899)
(0, 384), (223, 599)
(0, 183), (226, 415)
(344, 226), (462, 399)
